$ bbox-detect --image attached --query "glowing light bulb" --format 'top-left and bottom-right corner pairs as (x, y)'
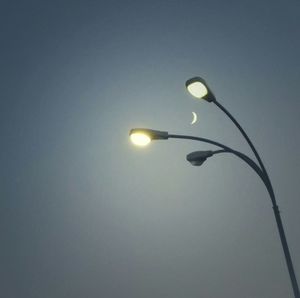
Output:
(185, 77), (215, 102)
(130, 132), (151, 146)
(187, 81), (208, 99)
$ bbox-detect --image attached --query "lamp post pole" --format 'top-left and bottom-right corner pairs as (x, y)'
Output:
(185, 76), (299, 297)
(129, 76), (299, 297)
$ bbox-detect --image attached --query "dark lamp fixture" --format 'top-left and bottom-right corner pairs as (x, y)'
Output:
(186, 151), (213, 166)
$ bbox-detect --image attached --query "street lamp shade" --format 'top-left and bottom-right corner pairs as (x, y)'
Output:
(186, 150), (213, 166)
(129, 128), (169, 146)
(185, 77), (216, 102)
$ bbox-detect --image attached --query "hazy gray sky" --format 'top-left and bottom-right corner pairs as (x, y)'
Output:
(1, 0), (300, 297)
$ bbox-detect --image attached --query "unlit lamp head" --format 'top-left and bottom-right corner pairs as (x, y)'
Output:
(185, 77), (216, 102)
(186, 150), (213, 166)
(129, 128), (169, 147)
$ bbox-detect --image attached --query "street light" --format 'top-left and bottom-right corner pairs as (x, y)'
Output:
(186, 150), (214, 166)
(185, 76), (216, 102)
(129, 129), (168, 146)
(129, 77), (300, 298)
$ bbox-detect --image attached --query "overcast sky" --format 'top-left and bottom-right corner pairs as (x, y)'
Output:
(1, 1), (300, 297)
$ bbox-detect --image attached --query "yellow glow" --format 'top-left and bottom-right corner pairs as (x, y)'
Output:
(187, 81), (208, 99)
(130, 132), (151, 146)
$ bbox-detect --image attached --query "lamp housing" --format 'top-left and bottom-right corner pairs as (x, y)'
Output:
(129, 128), (169, 146)
(186, 150), (213, 166)
(185, 77), (216, 102)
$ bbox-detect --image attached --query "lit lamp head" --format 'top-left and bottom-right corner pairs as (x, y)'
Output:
(185, 77), (216, 102)
(129, 128), (169, 147)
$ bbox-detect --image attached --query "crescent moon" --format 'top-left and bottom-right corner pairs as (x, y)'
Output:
(191, 111), (197, 125)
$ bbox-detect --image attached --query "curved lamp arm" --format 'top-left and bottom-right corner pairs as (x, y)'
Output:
(212, 149), (267, 188)
(168, 134), (270, 203)
(213, 100), (275, 199)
